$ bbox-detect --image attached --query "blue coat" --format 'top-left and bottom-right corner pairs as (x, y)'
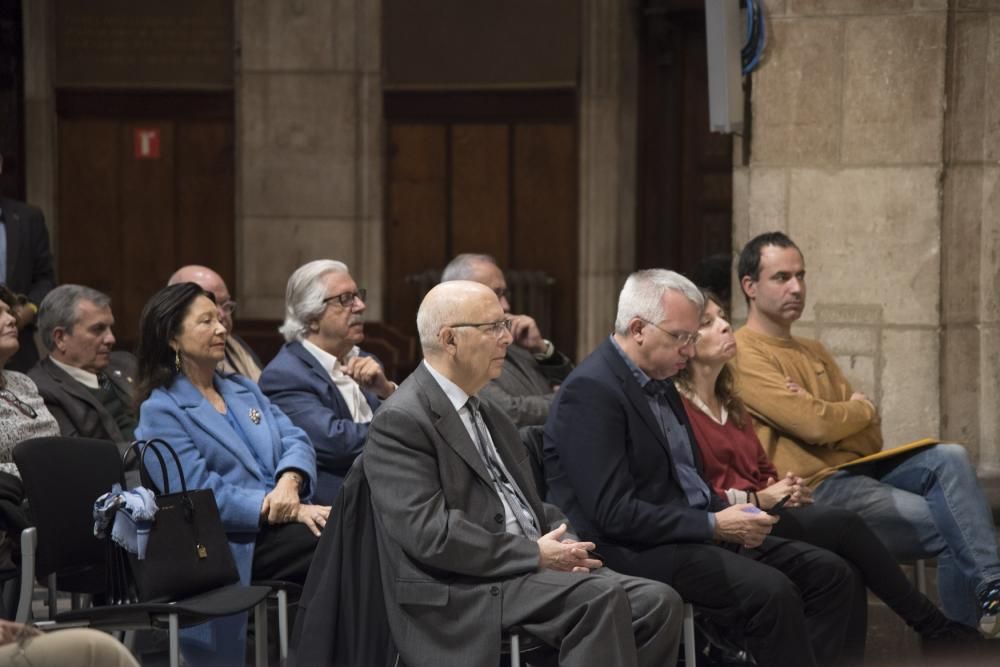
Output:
(259, 341), (382, 505)
(136, 372), (316, 666)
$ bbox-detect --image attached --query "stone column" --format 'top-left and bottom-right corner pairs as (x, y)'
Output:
(237, 0), (383, 318)
(733, 2), (948, 449)
(576, 0), (639, 357)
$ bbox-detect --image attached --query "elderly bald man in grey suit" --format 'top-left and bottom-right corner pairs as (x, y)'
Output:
(363, 280), (682, 667)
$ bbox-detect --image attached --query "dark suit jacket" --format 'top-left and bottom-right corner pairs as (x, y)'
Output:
(544, 337), (727, 554)
(290, 456), (397, 667)
(364, 362), (566, 667)
(0, 198), (55, 372)
(259, 341), (382, 505)
(29, 352), (137, 443)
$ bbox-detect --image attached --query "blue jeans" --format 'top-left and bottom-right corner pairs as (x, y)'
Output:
(812, 443), (1000, 626)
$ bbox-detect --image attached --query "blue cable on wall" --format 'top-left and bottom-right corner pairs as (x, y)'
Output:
(741, 0), (767, 75)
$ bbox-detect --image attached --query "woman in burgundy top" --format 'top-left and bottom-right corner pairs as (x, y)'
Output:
(675, 293), (979, 643)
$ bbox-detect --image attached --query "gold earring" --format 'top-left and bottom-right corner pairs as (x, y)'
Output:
(174, 350), (182, 372)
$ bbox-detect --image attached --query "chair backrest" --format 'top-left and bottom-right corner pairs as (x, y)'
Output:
(13, 436), (125, 590)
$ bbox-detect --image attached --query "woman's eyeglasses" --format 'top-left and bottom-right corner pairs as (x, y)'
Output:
(0, 389), (37, 419)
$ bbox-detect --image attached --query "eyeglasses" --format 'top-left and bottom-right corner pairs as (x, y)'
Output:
(0, 388), (38, 419)
(639, 319), (700, 347)
(449, 318), (513, 338)
(218, 300), (237, 315)
(323, 289), (367, 309)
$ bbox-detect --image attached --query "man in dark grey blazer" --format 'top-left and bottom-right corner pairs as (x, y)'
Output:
(441, 253), (572, 426)
(29, 285), (137, 445)
(364, 280), (681, 667)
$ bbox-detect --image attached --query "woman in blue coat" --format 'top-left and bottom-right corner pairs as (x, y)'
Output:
(134, 282), (329, 666)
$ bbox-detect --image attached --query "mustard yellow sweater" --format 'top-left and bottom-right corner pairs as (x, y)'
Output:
(732, 327), (882, 487)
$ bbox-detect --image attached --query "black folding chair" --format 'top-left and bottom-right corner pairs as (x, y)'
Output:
(13, 436), (271, 667)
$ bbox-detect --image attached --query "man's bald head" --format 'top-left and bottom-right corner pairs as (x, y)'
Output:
(168, 265), (234, 332)
(417, 280), (511, 394)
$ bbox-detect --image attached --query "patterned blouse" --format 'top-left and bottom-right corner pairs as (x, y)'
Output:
(0, 370), (59, 478)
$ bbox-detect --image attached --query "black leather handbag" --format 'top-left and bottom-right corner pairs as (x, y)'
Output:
(111, 438), (239, 603)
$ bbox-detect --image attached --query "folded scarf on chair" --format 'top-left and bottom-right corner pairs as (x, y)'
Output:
(93, 484), (158, 559)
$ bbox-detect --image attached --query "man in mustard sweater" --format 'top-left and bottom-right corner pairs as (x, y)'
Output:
(733, 231), (1000, 632)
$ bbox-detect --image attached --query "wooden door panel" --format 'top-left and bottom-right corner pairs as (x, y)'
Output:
(119, 121), (176, 345)
(450, 124), (510, 263)
(57, 119), (121, 301)
(57, 92), (235, 351)
(175, 120), (236, 289)
(512, 122), (577, 353)
(386, 124), (448, 333)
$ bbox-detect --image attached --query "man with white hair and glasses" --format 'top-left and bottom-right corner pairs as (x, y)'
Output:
(260, 260), (395, 505)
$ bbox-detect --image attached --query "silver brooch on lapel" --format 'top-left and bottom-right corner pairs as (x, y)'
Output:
(249, 408), (261, 425)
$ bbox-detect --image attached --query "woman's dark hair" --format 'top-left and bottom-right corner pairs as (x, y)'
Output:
(134, 283), (214, 406)
(674, 290), (748, 425)
(0, 285), (20, 321)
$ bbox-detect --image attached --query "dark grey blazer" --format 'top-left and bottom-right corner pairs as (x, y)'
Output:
(363, 362), (566, 667)
(480, 343), (573, 427)
(29, 352), (137, 443)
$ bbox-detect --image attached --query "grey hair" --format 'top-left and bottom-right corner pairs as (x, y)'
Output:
(440, 253), (497, 282)
(38, 284), (112, 350)
(279, 259), (350, 342)
(613, 269), (704, 335)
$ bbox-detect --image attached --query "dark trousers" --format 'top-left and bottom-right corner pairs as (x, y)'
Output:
(601, 535), (864, 667)
(251, 522), (319, 585)
(773, 503), (951, 637)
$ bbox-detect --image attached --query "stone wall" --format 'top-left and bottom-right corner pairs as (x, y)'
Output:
(237, 0), (383, 319)
(734, 1), (1000, 480)
(942, 2), (1000, 477)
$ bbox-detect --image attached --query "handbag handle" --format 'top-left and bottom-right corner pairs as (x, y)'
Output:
(122, 439), (189, 496)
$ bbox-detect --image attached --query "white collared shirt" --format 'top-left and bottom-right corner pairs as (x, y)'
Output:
(50, 356), (100, 390)
(300, 339), (373, 424)
(676, 384), (729, 426)
(422, 360), (524, 536)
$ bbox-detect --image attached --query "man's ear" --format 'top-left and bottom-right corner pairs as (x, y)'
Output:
(740, 275), (756, 301)
(51, 327), (68, 352)
(440, 327), (457, 354)
(627, 318), (645, 342)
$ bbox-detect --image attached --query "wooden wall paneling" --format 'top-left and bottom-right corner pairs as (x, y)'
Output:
(637, 8), (732, 287)
(118, 121), (176, 347)
(56, 119), (121, 299)
(174, 120), (236, 291)
(511, 122), (577, 354)
(385, 123), (448, 335)
(449, 124), (510, 264)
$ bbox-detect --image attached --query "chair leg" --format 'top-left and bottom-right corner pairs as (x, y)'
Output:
(509, 632), (520, 667)
(46, 573), (57, 619)
(255, 599), (268, 667)
(915, 559), (928, 595)
(168, 613), (180, 667)
(15, 528), (37, 624)
(683, 603), (696, 667)
(277, 588), (289, 665)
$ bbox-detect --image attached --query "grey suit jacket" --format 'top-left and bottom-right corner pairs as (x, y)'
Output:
(480, 343), (573, 427)
(364, 362), (567, 667)
(29, 352), (137, 443)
